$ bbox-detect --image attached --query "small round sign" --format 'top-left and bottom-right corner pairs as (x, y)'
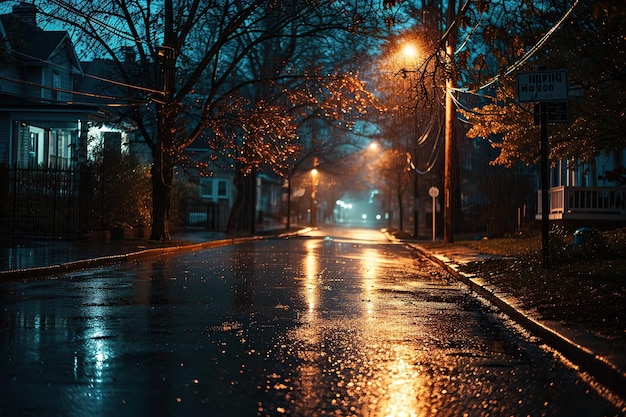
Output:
(428, 186), (439, 198)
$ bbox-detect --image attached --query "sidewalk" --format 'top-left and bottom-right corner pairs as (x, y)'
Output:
(0, 221), (302, 275)
(1, 230), (624, 403)
(0, 230), (228, 273)
(411, 242), (626, 403)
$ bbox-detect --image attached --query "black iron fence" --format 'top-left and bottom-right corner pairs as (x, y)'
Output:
(181, 197), (219, 230)
(1, 165), (226, 238)
(0, 166), (103, 238)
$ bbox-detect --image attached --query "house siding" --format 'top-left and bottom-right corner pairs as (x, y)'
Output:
(0, 113), (9, 165)
(22, 67), (41, 99)
(0, 65), (22, 96)
(551, 150), (626, 189)
(15, 124), (30, 168)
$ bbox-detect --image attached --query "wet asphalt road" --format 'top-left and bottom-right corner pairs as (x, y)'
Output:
(0, 227), (621, 417)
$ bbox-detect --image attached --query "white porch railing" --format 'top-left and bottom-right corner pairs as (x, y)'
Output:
(538, 186), (625, 218)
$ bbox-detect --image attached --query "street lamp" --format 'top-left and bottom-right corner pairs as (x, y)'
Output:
(402, 43), (418, 60)
(400, 37), (456, 243)
(400, 43), (421, 240)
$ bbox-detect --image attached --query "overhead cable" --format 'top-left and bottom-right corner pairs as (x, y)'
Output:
(473, 0), (581, 92)
(0, 45), (163, 96)
(0, 74), (148, 105)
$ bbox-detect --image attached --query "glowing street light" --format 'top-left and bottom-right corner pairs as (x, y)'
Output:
(402, 43), (418, 60)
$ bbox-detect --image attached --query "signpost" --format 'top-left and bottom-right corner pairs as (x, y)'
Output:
(534, 101), (569, 124)
(517, 69), (569, 269)
(428, 186), (439, 242)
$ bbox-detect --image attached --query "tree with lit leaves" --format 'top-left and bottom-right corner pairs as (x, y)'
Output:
(459, 0), (625, 169)
(376, 0), (624, 236)
(34, 0), (389, 240)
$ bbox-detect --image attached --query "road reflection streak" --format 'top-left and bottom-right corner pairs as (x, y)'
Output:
(304, 238), (321, 317)
(360, 247), (378, 317)
(293, 239), (425, 416)
(360, 247), (423, 417)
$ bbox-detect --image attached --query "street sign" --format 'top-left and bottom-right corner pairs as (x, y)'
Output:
(534, 101), (570, 124)
(517, 70), (568, 102)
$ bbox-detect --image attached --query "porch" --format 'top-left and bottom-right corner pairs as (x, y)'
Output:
(537, 186), (626, 221)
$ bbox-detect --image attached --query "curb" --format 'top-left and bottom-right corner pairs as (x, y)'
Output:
(408, 243), (626, 401)
(0, 228), (311, 281)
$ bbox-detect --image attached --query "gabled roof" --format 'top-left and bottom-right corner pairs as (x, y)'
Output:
(0, 14), (9, 54)
(0, 12), (83, 75)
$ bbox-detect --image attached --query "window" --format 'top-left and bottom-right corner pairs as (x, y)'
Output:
(217, 180), (228, 198)
(29, 131), (38, 167)
(49, 130), (71, 169)
(52, 72), (60, 100)
(200, 178), (228, 199)
(26, 127), (45, 168)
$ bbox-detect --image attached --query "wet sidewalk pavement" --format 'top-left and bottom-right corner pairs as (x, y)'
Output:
(412, 243), (626, 402)
(0, 230), (229, 272)
(1, 230), (624, 403)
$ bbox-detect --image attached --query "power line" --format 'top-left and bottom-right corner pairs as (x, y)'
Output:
(0, 73), (147, 106)
(437, 0), (472, 49)
(473, 0), (581, 92)
(455, 13), (483, 57)
(0, 44), (162, 96)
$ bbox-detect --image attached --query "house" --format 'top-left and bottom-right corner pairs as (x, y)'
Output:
(0, 3), (95, 236)
(1, 4), (292, 236)
(178, 142), (236, 231)
(75, 57), (147, 163)
(0, 3), (93, 168)
(537, 150), (626, 228)
(460, 81), (624, 234)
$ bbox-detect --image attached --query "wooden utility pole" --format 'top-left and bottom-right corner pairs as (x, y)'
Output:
(443, 0), (456, 244)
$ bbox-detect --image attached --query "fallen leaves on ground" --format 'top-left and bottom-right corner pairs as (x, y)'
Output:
(461, 254), (626, 343)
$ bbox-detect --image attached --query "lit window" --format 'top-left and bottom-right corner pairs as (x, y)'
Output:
(200, 179), (228, 199)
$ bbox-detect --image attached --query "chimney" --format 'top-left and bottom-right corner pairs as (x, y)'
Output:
(12, 2), (38, 28)
(122, 46), (136, 63)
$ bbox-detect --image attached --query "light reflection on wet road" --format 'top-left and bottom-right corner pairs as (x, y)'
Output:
(0, 228), (621, 416)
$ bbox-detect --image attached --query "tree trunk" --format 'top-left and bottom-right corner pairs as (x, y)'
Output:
(249, 170), (256, 235)
(227, 171), (257, 235)
(151, 8), (176, 242)
(227, 171), (246, 234)
(227, 190), (242, 235)
(150, 150), (173, 241)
